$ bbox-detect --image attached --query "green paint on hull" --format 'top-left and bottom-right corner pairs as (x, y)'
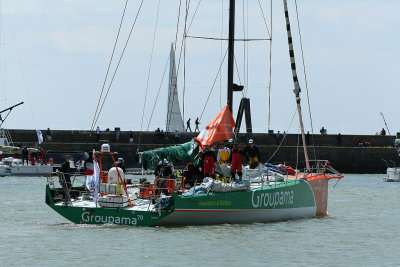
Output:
(45, 185), (172, 227)
(174, 179), (314, 210)
(45, 179), (316, 227)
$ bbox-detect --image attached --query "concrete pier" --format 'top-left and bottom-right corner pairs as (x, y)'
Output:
(6, 129), (398, 173)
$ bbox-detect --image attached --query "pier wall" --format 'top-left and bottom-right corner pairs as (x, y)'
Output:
(5, 129), (399, 173)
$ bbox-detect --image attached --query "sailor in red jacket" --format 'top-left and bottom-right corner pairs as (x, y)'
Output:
(200, 145), (216, 178)
(230, 142), (244, 180)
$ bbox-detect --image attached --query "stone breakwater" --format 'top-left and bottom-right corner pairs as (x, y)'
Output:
(6, 129), (399, 173)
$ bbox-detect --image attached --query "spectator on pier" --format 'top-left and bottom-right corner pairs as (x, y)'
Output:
(337, 133), (342, 146)
(96, 126), (101, 142)
(174, 130), (181, 144)
(129, 131), (134, 143)
(320, 127), (327, 135)
(46, 128), (52, 142)
(276, 131), (281, 145)
(186, 118), (192, 132)
(155, 128), (161, 144)
(380, 128), (386, 136)
(195, 118), (201, 132)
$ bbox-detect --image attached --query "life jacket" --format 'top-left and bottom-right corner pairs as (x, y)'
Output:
(218, 148), (230, 164)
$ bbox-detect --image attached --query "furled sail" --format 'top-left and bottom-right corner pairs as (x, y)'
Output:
(141, 139), (199, 170)
(195, 105), (235, 148)
(166, 43), (184, 132)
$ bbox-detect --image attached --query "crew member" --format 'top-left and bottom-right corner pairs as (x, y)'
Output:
(22, 147), (29, 165)
(217, 143), (231, 165)
(227, 138), (234, 150)
(230, 142), (244, 180)
(244, 139), (260, 169)
(116, 158), (126, 173)
(200, 145), (216, 178)
(155, 159), (173, 195)
(84, 153), (94, 175)
(60, 155), (72, 188)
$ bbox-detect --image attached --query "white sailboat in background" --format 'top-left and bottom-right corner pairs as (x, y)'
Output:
(165, 43), (184, 133)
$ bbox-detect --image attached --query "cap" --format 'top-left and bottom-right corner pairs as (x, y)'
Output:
(118, 158), (124, 162)
(248, 139), (254, 144)
(228, 138), (233, 143)
(163, 159), (169, 164)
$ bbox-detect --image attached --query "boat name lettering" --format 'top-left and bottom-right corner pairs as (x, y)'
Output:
(198, 200), (232, 207)
(251, 190), (294, 208)
(81, 212), (139, 225)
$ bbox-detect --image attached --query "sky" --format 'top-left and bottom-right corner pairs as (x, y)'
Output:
(0, 0), (399, 135)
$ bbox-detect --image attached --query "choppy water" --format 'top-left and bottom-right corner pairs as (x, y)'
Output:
(0, 174), (399, 266)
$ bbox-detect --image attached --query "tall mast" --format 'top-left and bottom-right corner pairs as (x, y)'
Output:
(227, 0), (235, 112)
(283, 0), (310, 171)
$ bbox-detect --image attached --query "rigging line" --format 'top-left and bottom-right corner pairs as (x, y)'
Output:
(295, 127), (300, 175)
(199, 48), (228, 121)
(219, 0), (224, 110)
(181, 0), (190, 125)
(233, 56), (244, 98)
(266, 107), (297, 163)
(92, 0), (144, 128)
(139, 0), (161, 147)
(294, 0), (316, 161)
(242, 0), (246, 96)
(245, 0), (249, 97)
(185, 36), (270, 41)
(90, 0), (129, 133)
(257, 0), (271, 39)
(267, 0), (273, 132)
(187, 0), (202, 33)
(4, 1), (36, 128)
(176, 0), (190, 91)
(147, 55), (170, 131)
(174, 0), (182, 53)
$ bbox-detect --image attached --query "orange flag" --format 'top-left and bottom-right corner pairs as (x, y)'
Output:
(195, 105), (235, 148)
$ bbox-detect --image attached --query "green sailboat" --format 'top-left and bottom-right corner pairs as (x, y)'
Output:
(45, 0), (343, 226)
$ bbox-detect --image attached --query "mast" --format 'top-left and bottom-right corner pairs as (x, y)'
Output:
(282, 0), (310, 171)
(227, 0), (235, 112)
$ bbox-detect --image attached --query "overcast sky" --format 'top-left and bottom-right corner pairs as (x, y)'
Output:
(0, 0), (399, 135)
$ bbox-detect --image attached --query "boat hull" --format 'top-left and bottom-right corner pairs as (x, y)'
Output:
(46, 179), (317, 227)
(384, 168), (400, 182)
(158, 179), (316, 225)
(45, 186), (171, 226)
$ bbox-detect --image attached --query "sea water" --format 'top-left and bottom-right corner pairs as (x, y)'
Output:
(0, 174), (399, 266)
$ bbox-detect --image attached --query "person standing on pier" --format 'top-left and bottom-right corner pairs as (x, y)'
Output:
(174, 130), (180, 143)
(186, 118), (192, 132)
(96, 126), (101, 141)
(195, 118), (201, 132)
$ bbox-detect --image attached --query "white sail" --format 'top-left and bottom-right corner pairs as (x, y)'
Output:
(166, 43), (184, 132)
